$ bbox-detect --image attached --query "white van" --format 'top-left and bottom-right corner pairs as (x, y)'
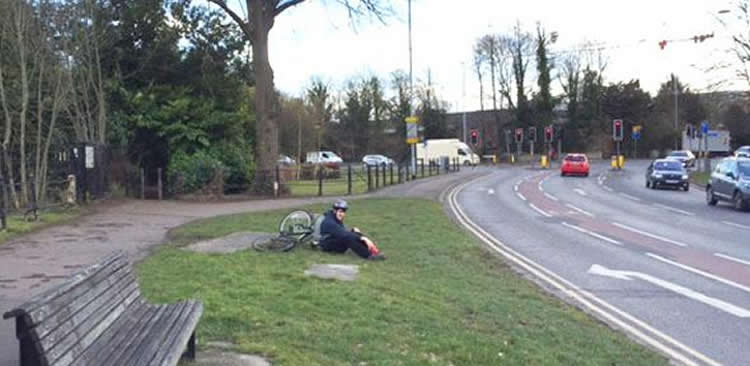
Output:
(415, 139), (480, 165)
(306, 151), (343, 164)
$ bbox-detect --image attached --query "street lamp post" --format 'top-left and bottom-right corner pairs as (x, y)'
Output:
(408, 0), (416, 178)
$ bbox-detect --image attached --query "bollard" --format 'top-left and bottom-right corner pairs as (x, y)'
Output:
(375, 164), (380, 189)
(157, 168), (163, 200)
(318, 168), (324, 196)
(390, 164), (394, 185)
(275, 165), (280, 198)
(347, 164), (352, 195)
(382, 163), (387, 186)
(140, 168), (145, 199)
(610, 156), (618, 170)
(618, 155), (625, 169)
(541, 155), (548, 169)
(367, 165), (372, 191)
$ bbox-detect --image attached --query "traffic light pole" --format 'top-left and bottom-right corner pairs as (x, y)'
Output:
(616, 141), (621, 170)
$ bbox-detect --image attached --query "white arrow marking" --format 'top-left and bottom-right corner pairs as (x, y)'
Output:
(588, 264), (750, 318)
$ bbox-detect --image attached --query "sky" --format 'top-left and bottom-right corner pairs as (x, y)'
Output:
(214, 0), (747, 112)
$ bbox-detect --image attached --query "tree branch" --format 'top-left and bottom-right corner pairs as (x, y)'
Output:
(275, 0), (306, 16)
(207, 0), (252, 38)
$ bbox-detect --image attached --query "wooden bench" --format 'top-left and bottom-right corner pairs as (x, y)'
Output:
(3, 252), (203, 366)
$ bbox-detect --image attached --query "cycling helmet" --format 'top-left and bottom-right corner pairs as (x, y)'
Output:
(332, 199), (348, 211)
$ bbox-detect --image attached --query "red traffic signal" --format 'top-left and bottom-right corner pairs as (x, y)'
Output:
(544, 126), (553, 143)
(470, 130), (479, 145)
(659, 40), (667, 50)
(514, 128), (523, 143)
(613, 119), (624, 141)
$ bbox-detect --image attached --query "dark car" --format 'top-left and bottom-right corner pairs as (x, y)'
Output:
(706, 156), (750, 211)
(646, 159), (689, 191)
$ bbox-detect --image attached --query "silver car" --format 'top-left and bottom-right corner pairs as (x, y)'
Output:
(362, 154), (394, 166)
(706, 157), (750, 211)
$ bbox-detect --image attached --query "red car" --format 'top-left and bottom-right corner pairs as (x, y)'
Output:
(561, 153), (590, 177)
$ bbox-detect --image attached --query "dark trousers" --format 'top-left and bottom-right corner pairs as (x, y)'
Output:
(321, 232), (371, 258)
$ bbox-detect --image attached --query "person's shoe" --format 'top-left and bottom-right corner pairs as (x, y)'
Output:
(367, 253), (386, 261)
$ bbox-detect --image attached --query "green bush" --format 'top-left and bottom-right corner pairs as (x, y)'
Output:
(212, 142), (254, 192)
(168, 150), (226, 194)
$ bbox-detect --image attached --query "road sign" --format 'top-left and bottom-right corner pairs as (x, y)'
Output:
(701, 121), (709, 134)
(406, 123), (418, 144)
(405, 116), (419, 124)
(632, 125), (641, 141)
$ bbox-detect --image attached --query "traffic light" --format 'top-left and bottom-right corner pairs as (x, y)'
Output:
(470, 129), (479, 145)
(613, 119), (623, 141)
(514, 128), (523, 144)
(544, 126), (553, 143)
(528, 127), (537, 142)
(658, 40), (667, 50)
(686, 124), (693, 138)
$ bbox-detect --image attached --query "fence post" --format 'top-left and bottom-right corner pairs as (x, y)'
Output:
(157, 168), (163, 200)
(382, 163), (386, 186)
(421, 160), (425, 178)
(375, 164), (379, 189)
(390, 164), (394, 185)
(367, 165), (372, 192)
(140, 168), (145, 199)
(406, 164), (410, 181)
(275, 165), (280, 198)
(347, 164), (352, 195)
(0, 170), (6, 231)
(318, 168), (323, 196)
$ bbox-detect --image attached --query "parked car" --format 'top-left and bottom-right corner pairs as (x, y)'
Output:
(665, 150), (696, 168)
(306, 151), (343, 165)
(560, 153), (590, 177)
(278, 154), (296, 166)
(646, 159), (689, 191)
(362, 154), (394, 166)
(706, 156), (750, 211)
(734, 145), (750, 158)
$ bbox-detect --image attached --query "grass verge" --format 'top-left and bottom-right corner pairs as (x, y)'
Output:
(0, 207), (86, 245)
(139, 198), (667, 365)
(690, 171), (710, 187)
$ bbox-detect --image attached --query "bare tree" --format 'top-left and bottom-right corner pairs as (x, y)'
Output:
(729, 1), (750, 88)
(206, 0), (390, 192)
(472, 44), (485, 111)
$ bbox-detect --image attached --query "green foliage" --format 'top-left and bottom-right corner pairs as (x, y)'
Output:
(213, 141), (254, 191)
(722, 103), (750, 148)
(168, 150), (226, 194)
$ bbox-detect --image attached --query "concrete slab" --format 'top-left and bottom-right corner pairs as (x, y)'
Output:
(184, 232), (275, 254)
(304, 264), (359, 281)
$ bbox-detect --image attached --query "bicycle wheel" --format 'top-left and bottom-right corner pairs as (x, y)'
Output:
(279, 210), (313, 237)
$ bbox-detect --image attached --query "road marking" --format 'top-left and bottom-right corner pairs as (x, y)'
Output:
(488, 189), (495, 195)
(646, 253), (750, 294)
(589, 264), (750, 318)
(602, 186), (614, 192)
(516, 192), (527, 201)
(544, 193), (559, 201)
(562, 222), (622, 245)
(538, 181), (544, 192)
(619, 193), (642, 202)
(611, 223), (687, 247)
(566, 204), (594, 217)
(722, 221), (750, 230)
(529, 203), (553, 217)
(714, 253), (750, 268)
(574, 188), (587, 196)
(514, 185), (519, 192)
(653, 203), (695, 216)
(447, 181), (716, 366)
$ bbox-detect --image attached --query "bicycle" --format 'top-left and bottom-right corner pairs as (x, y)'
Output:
(253, 210), (323, 252)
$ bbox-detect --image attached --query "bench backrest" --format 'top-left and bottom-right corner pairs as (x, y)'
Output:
(3, 252), (141, 366)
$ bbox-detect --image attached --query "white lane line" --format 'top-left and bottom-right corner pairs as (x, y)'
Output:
(448, 181), (717, 366)
(538, 181), (544, 192)
(544, 192), (559, 201)
(619, 193), (642, 202)
(516, 192), (527, 201)
(562, 222), (622, 245)
(574, 188), (587, 196)
(514, 184), (519, 192)
(647, 253), (750, 294)
(653, 203), (695, 216)
(529, 203), (553, 217)
(602, 186), (614, 192)
(488, 189), (495, 195)
(566, 203), (595, 217)
(589, 265), (750, 318)
(722, 221), (750, 230)
(715, 253), (750, 268)
(612, 222), (688, 247)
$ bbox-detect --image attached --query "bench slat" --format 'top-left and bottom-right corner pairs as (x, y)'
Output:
(47, 281), (139, 366)
(35, 263), (134, 342)
(3, 252), (125, 320)
(124, 301), (188, 366)
(69, 298), (149, 365)
(105, 304), (169, 366)
(152, 300), (203, 366)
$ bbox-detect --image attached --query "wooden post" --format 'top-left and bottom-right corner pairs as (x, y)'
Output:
(157, 168), (163, 200)
(421, 160), (425, 178)
(275, 165), (280, 198)
(390, 164), (394, 185)
(367, 165), (372, 191)
(140, 168), (145, 200)
(347, 164), (352, 195)
(375, 164), (379, 189)
(382, 163), (386, 186)
(318, 168), (323, 196)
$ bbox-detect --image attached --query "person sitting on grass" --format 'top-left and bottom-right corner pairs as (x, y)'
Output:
(319, 200), (386, 261)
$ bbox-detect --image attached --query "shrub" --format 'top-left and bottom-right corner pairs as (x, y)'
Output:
(168, 150), (226, 194)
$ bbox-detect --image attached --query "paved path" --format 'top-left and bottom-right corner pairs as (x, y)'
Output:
(0, 168), (490, 365)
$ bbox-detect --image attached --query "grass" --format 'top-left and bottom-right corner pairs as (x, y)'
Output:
(690, 171), (710, 187)
(286, 178), (369, 196)
(139, 199), (667, 366)
(0, 206), (86, 245)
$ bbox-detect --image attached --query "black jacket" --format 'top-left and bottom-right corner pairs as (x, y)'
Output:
(319, 210), (360, 247)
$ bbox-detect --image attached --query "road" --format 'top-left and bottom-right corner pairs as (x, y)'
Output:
(450, 159), (749, 366)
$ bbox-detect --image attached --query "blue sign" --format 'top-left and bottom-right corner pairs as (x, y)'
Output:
(633, 132), (641, 141)
(701, 121), (709, 134)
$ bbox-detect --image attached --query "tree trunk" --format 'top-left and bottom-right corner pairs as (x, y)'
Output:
(250, 0), (279, 193)
(17, 5), (29, 207)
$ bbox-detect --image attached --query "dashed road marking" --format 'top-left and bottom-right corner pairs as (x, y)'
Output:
(722, 221), (750, 230)
(566, 204), (594, 217)
(544, 193), (559, 201)
(647, 253), (750, 294)
(517, 192), (527, 201)
(574, 188), (587, 196)
(529, 203), (553, 217)
(715, 253), (750, 268)
(619, 193), (642, 202)
(612, 222), (687, 247)
(653, 203), (695, 216)
(562, 222), (622, 245)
